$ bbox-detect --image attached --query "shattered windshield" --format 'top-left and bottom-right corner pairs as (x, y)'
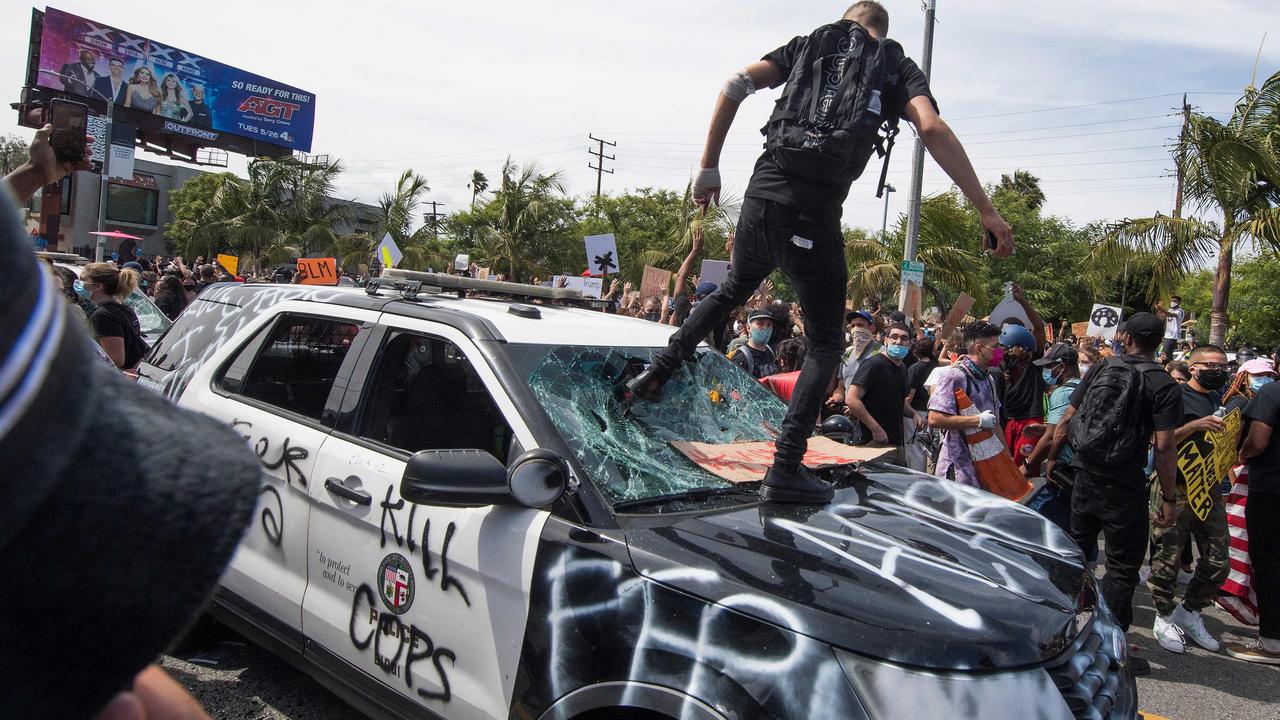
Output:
(507, 345), (788, 503)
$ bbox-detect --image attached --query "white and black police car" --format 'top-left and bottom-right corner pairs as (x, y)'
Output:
(136, 269), (1136, 720)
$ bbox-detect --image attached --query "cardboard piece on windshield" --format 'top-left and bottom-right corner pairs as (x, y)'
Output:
(671, 437), (894, 484)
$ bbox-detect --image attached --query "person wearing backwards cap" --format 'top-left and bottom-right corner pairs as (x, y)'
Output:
(728, 309), (779, 379)
(2, 124), (261, 718)
(1044, 311), (1182, 676)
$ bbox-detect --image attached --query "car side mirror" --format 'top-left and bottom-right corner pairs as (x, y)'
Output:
(401, 449), (511, 507)
(507, 448), (568, 508)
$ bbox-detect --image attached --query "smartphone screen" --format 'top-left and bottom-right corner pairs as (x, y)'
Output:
(49, 99), (88, 163)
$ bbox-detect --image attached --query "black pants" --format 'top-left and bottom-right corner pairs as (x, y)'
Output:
(1070, 469), (1149, 631)
(1248, 491), (1280, 640)
(1162, 338), (1176, 360)
(652, 197), (845, 470)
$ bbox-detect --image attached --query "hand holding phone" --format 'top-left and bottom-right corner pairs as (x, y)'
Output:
(49, 98), (89, 163)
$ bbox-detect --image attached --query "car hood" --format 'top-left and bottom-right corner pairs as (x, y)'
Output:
(619, 464), (1092, 670)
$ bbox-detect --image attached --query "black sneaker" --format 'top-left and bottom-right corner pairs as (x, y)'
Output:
(624, 366), (671, 404)
(761, 465), (835, 504)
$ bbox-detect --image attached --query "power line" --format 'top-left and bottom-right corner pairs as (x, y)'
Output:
(946, 91), (1240, 121)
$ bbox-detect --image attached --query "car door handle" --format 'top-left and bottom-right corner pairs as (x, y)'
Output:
(325, 476), (372, 506)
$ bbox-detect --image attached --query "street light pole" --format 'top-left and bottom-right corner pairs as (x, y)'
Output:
(880, 184), (896, 242)
(94, 96), (114, 262)
(899, 0), (937, 310)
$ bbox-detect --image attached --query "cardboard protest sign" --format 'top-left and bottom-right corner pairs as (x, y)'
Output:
(940, 292), (975, 339)
(904, 282), (923, 321)
(554, 276), (603, 298)
(376, 233), (403, 269)
(1087, 303), (1123, 340)
(671, 437), (894, 484)
(698, 259), (730, 288)
(1071, 321), (1090, 339)
(216, 253), (238, 276)
(640, 265), (672, 299)
(476, 267), (490, 280)
(1176, 407), (1242, 521)
(296, 257), (338, 285)
(584, 233), (620, 275)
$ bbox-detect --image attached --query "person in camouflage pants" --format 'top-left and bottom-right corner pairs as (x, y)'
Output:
(1149, 344), (1233, 654)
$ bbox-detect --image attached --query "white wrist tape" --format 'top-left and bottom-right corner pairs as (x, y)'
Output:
(693, 166), (721, 196)
(721, 69), (757, 103)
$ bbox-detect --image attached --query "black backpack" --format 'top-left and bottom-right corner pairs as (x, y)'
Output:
(1068, 357), (1166, 468)
(764, 21), (904, 195)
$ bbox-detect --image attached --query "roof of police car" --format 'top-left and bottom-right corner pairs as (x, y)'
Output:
(212, 281), (680, 347)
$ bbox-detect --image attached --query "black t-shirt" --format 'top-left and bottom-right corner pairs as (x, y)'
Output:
(1180, 385), (1220, 425)
(1002, 356), (1046, 419)
(906, 358), (937, 412)
(730, 343), (779, 379)
(1068, 354), (1182, 472)
(1245, 381), (1280, 495)
(90, 300), (146, 369)
(746, 22), (936, 220)
(850, 353), (908, 445)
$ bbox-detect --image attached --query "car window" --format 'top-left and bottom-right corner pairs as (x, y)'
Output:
(356, 332), (514, 463)
(506, 345), (787, 503)
(224, 315), (361, 421)
(124, 289), (171, 336)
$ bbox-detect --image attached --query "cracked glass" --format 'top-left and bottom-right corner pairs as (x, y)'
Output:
(507, 345), (788, 503)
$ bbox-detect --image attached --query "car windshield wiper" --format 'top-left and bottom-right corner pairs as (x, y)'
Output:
(612, 485), (758, 512)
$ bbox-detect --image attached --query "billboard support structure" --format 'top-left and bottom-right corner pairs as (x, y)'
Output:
(94, 86), (112, 258)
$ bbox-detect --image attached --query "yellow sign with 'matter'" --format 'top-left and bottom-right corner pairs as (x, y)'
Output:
(1176, 407), (1241, 520)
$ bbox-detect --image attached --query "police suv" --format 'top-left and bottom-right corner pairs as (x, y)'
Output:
(136, 270), (1136, 720)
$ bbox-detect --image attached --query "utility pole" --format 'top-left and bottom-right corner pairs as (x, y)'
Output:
(588, 134), (615, 198)
(880, 184), (896, 241)
(1173, 94), (1190, 218)
(423, 201), (446, 240)
(900, 0), (937, 311)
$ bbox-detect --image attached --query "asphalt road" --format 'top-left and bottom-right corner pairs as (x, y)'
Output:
(164, 579), (1279, 720)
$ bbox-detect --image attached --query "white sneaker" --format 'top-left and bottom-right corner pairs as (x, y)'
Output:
(1154, 613), (1187, 653)
(1172, 605), (1220, 652)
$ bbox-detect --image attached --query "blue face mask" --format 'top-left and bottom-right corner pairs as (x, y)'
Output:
(73, 279), (93, 300)
(1042, 368), (1057, 386)
(750, 327), (772, 345)
(886, 344), (909, 360)
(1251, 376), (1274, 392)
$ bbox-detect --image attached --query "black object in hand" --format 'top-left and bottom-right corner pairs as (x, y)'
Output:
(49, 98), (88, 163)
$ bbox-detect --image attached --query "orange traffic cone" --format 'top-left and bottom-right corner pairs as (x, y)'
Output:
(953, 387), (1033, 501)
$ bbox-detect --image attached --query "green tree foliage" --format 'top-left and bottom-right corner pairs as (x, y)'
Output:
(1087, 70), (1280, 345)
(165, 171), (239, 257)
(1178, 252), (1280, 349)
(0, 134), (29, 176)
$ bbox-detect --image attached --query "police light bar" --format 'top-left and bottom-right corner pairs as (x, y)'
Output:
(381, 268), (584, 301)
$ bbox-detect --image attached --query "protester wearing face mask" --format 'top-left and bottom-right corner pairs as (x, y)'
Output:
(727, 309), (778, 379)
(77, 263), (149, 370)
(1026, 343), (1081, 482)
(846, 322), (917, 465)
(1156, 295), (1186, 362)
(928, 321), (1004, 487)
(828, 310), (882, 415)
(640, 295), (663, 324)
(1147, 344), (1233, 656)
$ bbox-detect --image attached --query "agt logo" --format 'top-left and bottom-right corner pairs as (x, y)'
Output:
(237, 96), (301, 120)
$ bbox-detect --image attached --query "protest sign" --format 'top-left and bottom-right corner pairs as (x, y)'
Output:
(940, 292), (975, 338)
(296, 257), (337, 285)
(1087, 303), (1123, 340)
(376, 233), (403, 269)
(671, 437), (893, 484)
(698, 259), (730, 288)
(640, 265), (672, 299)
(454, 253), (470, 271)
(1071, 321), (1090, 339)
(584, 233), (620, 275)
(215, 253), (238, 276)
(1176, 407), (1242, 521)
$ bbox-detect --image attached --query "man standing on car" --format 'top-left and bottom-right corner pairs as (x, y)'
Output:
(1045, 312), (1181, 676)
(627, 1), (1014, 503)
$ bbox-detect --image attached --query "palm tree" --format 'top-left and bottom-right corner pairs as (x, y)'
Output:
(845, 192), (987, 312)
(373, 169), (449, 271)
(490, 158), (566, 279)
(1086, 71), (1280, 345)
(996, 170), (1046, 212)
(467, 170), (489, 209)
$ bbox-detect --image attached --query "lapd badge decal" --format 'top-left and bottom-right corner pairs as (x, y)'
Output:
(378, 552), (414, 615)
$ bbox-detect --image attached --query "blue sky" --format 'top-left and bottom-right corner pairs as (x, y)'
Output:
(2, 1), (1276, 235)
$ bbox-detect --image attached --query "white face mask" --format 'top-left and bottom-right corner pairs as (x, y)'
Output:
(1079, 362), (1093, 376)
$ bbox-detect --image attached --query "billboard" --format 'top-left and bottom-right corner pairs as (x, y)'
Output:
(33, 7), (315, 152)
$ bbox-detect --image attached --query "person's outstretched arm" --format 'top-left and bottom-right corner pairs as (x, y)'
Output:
(903, 97), (1014, 257)
(694, 60), (784, 208)
(3, 124), (92, 203)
